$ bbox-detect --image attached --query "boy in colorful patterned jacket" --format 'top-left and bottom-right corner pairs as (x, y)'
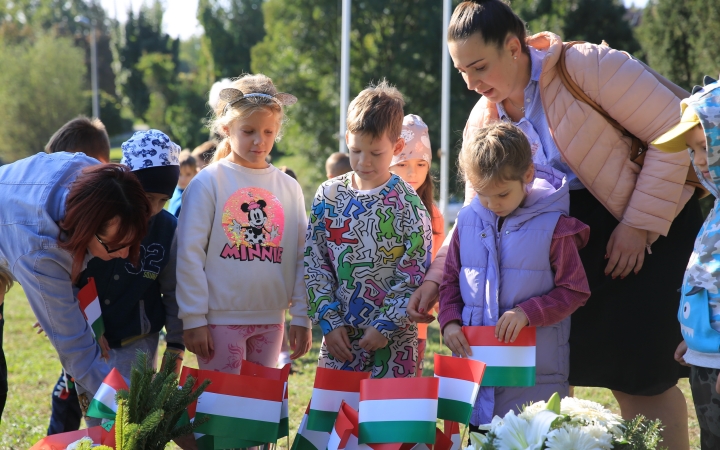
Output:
(654, 77), (720, 450)
(304, 80), (432, 378)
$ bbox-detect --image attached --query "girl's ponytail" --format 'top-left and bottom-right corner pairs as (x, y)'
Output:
(212, 139), (232, 163)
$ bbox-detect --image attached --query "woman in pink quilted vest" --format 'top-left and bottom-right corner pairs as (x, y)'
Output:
(408, 0), (703, 447)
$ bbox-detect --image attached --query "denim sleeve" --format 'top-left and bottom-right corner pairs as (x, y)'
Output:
(16, 250), (110, 394)
(159, 232), (184, 350)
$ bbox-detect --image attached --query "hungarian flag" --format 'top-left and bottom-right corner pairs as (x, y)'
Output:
(358, 377), (439, 444)
(86, 367), (128, 419)
(193, 369), (284, 443)
(240, 360), (291, 439)
(444, 421), (461, 450)
(410, 428), (453, 450)
(177, 367), (214, 450)
(462, 326), (536, 387)
(434, 354), (486, 424)
(78, 277), (104, 338)
(30, 425), (108, 449)
(328, 401), (356, 450)
(308, 367), (370, 432)
(291, 401), (331, 450)
(335, 401), (413, 450)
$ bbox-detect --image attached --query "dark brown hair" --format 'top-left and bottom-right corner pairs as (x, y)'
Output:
(325, 152), (352, 178)
(191, 140), (218, 167)
(179, 150), (197, 170)
(45, 116), (111, 163)
(415, 171), (443, 236)
(459, 122), (532, 191)
(347, 79), (405, 143)
(448, 0), (529, 55)
(59, 164), (150, 282)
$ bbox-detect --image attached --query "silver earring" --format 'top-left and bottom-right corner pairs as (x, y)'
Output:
(513, 56), (517, 60)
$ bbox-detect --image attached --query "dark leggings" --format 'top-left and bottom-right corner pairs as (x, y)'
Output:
(690, 366), (720, 450)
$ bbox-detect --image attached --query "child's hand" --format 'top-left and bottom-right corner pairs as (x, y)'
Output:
(444, 321), (472, 358)
(325, 326), (353, 362)
(33, 321), (47, 336)
(496, 308), (529, 343)
(184, 326), (214, 359)
(289, 325), (312, 360)
(674, 340), (690, 366)
(359, 327), (389, 352)
(99, 335), (110, 360)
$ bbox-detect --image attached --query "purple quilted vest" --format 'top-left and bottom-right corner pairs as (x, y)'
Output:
(457, 165), (571, 425)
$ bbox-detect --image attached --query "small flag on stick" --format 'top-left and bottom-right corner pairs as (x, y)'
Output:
(463, 326), (536, 387)
(86, 367), (128, 419)
(291, 401), (331, 450)
(308, 367), (370, 432)
(434, 354), (485, 424)
(78, 277), (105, 339)
(358, 377), (439, 444)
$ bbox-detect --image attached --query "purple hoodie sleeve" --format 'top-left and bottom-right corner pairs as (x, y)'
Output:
(516, 216), (591, 327)
(438, 230), (464, 332)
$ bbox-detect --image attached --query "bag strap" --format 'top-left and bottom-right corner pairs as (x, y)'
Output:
(557, 41), (647, 161)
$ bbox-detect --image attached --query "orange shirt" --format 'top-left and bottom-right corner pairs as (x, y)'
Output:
(418, 204), (445, 340)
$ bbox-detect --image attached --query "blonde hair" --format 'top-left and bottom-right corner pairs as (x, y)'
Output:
(208, 74), (286, 163)
(346, 79), (405, 143)
(0, 262), (13, 294)
(459, 122), (532, 191)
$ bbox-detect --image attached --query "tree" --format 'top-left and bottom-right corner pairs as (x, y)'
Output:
(638, 0), (720, 90)
(562, 0), (640, 53)
(197, 0), (265, 82)
(252, 0), (477, 197)
(112, 0), (179, 120)
(0, 34), (86, 161)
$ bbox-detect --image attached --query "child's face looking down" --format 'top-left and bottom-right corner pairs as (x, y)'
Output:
(391, 158), (429, 192)
(346, 131), (404, 190)
(475, 165), (534, 218)
(224, 109), (280, 169)
(686, 124), (710, 181)
(178, 165), (196, 189)
(146, 192), (170, 217)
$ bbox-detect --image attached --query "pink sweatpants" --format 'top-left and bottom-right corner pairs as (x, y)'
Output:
(198, 324), (284, 373)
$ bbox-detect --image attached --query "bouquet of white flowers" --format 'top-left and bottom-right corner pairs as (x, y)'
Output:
(468, 393), (664, 450)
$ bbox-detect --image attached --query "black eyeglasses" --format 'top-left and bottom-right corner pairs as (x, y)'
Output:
(94, 234), (128, 254)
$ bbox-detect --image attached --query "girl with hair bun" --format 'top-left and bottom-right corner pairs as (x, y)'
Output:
(409, 1), (702, 447)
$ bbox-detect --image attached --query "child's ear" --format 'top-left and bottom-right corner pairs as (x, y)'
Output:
(393, 137), (405, 156)
(523, 164), (535, 184)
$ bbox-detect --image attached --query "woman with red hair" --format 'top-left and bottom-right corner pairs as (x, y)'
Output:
(0, 152), (149, 399)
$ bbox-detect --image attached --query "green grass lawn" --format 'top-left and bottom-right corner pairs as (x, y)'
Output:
(0, 285), (701, 449)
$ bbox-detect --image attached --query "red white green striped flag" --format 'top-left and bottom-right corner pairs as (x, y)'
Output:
(328, 401), (356, 450)
(177, 367), (214, 450)
(193, 369), (284, 443)
(291, 401), (331, 450)
(462, 326), (536, 387)
(338, 402), (413, 450)
(444, 421), (461, 450)
(240, 360), (291, 439)
(308, 367), (370, 432)
(86, 367), (128, 419)
(358, 377), (439, 444)
(78, 278), (105, 339)
(434, 354), (486, 425)
(410, 428), (453, 450)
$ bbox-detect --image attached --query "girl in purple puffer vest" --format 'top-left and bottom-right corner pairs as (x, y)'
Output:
(438, 122), (590, 429)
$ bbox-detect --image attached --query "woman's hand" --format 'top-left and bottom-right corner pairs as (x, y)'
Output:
(443, 321), (472, 358)
(325, 326), (353, 362)
(98, 335), (110, 360)
(605, 223), (648, 278)
(288, 325), (312, 360)
(407, 281), (439, 323)
(183, 326), (214, 359)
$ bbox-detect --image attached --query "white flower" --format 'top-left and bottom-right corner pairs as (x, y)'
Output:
(495, 411), (531, 450)
(545, 425), (604, 450)
(518, 400), (548, 421)
(525, 410), (560, 449)
(582, 424), (614, 449)
(560, 397), (624, 437)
